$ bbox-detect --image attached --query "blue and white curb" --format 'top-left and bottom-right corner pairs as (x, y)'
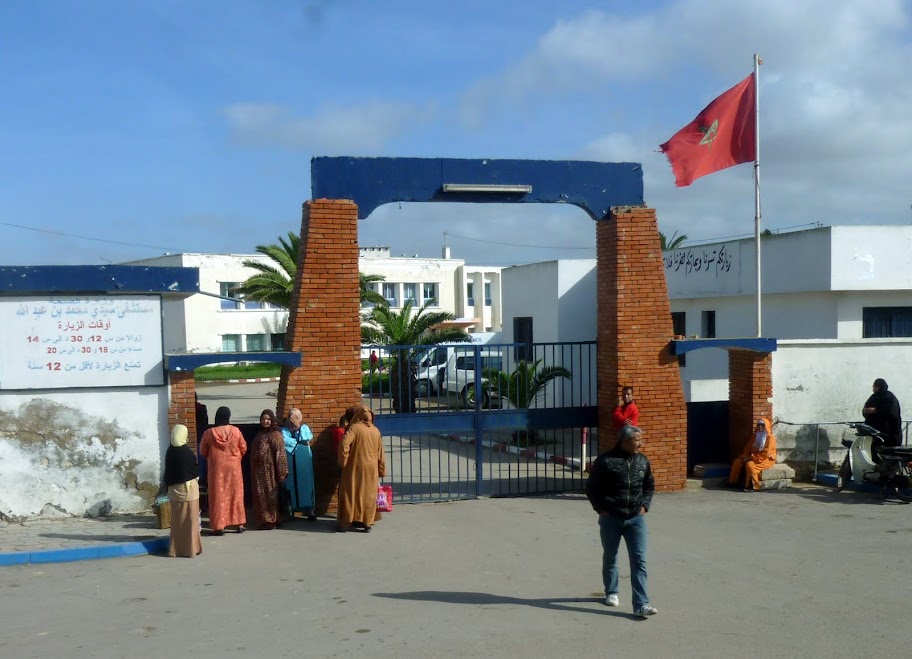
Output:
(0, 537), (169, 566)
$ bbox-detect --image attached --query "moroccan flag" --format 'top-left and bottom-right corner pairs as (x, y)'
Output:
(660, 73), (756, 187)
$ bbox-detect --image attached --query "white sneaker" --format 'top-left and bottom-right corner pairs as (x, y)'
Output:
(604, 594), (619, 607)
(634, 605), (658, 617)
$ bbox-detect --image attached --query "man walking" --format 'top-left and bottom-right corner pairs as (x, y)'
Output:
(586, 425), (657, 617)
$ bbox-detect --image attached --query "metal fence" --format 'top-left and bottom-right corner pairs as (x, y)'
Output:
(775, 419), (912, 481)
(362, 342), (599, 503)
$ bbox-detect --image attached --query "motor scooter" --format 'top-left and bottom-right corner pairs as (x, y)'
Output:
(835, 423), (912, 501)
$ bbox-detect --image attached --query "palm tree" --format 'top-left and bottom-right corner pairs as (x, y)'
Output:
(236, 233), (387, 311)
(359, 273), (387, 307)
(659, 230), (688, 251)
(482, 359), (572, 410)
(235, 232), (299, 308)
(482, 359), (571, 444)
(361, 300), (471, 412)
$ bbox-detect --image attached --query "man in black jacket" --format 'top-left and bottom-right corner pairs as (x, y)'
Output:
(585, 425), (657, 617)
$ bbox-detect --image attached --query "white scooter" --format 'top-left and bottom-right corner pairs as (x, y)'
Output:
(835, 423), (912, 501)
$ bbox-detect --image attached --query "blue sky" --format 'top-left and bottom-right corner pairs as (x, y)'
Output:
(3, 0), (911, 266)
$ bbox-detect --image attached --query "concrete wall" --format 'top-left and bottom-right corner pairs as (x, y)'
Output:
(557, 260), (598, 342)
(0, 388), (169, 521)
(771, 339), (912, 466)
(500, 262), (558, 343)
(830, 226), (912, 290)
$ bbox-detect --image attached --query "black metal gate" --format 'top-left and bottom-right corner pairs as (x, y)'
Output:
(362, 342), (598, 503)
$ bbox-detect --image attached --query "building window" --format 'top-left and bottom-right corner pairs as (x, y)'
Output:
(222, 334), (239, 352)
(382, 282), (399, 307)
(863, 307), (912, 338)
(403, 282), (418, 305)
(219, 282), (242, 310)
(271, 333), (285, 351)
(423, 283), (438, 306)
(246, 334), (266, 352)
(701, 310), (716, 339)
(484, 281), (492, 306)
(671, 312), (686, 367)
(466, 282), (474, 306)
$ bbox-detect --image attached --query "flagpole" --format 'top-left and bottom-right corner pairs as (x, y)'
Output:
(753, 53), (762, 338)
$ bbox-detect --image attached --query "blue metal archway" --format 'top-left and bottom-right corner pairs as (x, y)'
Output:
(310, 156), (644, 221)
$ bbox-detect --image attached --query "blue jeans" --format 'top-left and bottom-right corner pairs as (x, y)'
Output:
(598, 513), (649, 609)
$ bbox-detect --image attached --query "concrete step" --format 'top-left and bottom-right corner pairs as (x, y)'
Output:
(693, 463), (729, 479)
(761, 464), (796, 480)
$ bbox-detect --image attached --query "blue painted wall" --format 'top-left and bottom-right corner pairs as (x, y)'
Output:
(0, 265), (199, 295)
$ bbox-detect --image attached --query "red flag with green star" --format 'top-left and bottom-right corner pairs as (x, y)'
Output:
(660, 73), (756, 187)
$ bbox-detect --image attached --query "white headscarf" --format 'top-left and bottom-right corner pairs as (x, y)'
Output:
(753, 419), (767, 452)
(171, 424), (189, 448)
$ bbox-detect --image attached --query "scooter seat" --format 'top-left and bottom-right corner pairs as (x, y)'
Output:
(877, 446), (912, 459)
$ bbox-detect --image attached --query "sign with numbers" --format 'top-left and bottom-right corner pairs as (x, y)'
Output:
(0, 295), (165, 390)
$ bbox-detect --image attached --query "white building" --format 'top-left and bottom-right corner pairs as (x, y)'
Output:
(498, 225), (912, 462)
(500, 225), (912, 402)
(125, 253), (289, 354)
(359, 246), (502, 333)
(127, 247), (503, 354)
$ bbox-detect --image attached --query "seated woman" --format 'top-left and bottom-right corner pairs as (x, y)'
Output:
(729, 418), (777, 492)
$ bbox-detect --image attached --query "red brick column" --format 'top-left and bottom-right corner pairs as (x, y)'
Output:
(596, 206), (687, 491)
(277, 199), (362, 516)
(168, 370), (198, 452)
(728, 349), (772, 459)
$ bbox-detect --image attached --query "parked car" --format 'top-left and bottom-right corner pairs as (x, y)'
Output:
(412, 345), (502, 407)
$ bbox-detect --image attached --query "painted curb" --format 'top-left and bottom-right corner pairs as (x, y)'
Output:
(0, 537), (169, 567)
(224, 377), (281, 384)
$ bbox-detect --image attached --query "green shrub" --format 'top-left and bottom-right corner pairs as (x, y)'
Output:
(195, 363), (282, 382)
(362, 372), (389, 393)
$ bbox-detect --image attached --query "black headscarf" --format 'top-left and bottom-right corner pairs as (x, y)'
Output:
(214, 406), (231, 426)
(864, 379), (902, 446)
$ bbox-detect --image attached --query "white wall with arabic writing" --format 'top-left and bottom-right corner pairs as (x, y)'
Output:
(0, 387), (169, 521)
(664, 228), (832, 298)
(0, 296), (164, 389)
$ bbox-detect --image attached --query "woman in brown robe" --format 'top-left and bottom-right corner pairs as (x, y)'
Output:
(199, 406), (247, 535)
(337, 405), (386, 533)
(163, 424), (202, 557)
(250, 409), (289, 530)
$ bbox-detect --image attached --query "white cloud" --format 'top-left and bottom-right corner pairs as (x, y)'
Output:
(223, 100), (429, 153)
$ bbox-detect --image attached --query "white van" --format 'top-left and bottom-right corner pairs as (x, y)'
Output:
(414, 345), (503, 407)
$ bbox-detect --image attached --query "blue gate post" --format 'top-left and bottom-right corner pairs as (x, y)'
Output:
(473, 344), (485, 496)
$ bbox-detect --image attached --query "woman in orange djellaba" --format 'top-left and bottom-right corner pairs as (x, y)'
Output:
(728, 418), (777, 492)
(336, 405), (386, 533)
(199, 406), (247, 534)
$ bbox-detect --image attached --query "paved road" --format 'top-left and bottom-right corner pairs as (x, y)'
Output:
(2, 485), (911, 658)
(196, 381), (278, 423)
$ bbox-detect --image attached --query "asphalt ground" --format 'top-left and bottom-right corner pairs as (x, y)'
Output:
(2, 484), (911, 658)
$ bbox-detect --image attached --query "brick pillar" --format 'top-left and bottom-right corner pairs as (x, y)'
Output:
(596, 206), (687, 491)
(277, 199), (362, 516)
(168, 370), (198, 452)
(727, 349), (772, 459)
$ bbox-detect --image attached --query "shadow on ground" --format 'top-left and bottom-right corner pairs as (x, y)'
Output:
(372, 591), (642, 619)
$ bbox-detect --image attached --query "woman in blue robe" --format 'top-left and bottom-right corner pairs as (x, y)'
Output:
(281, 408), (317, 521)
